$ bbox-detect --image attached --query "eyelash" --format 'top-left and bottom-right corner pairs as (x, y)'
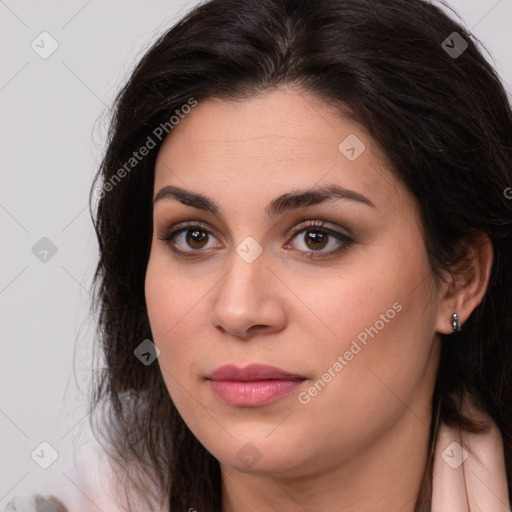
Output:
(157, 220), (354, 260)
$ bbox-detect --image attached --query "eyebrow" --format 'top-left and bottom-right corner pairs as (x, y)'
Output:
(153, 183), (375, 216)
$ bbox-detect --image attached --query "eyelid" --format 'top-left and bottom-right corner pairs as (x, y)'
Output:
(287, 219), (352, 239)
(157, 219), (221, 244)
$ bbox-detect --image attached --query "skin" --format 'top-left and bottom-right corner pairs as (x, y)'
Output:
(144, 86), (493, 512)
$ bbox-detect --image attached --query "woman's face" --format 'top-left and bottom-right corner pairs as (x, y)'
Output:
(145, 87), (444, 477)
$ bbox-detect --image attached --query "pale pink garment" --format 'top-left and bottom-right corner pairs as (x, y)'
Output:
(4, 402), (510, 512)
(432, 395), (510, 512)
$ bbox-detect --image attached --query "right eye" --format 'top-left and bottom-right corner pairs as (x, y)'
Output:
(158, 222), (223, 258)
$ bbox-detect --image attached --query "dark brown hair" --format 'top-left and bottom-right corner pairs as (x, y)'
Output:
(88, 0), (512, 510)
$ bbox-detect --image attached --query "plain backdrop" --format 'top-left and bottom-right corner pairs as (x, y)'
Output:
(1, 0), (511, 507)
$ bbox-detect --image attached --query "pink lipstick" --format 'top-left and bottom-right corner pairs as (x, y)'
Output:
(206, 364), (306, 407)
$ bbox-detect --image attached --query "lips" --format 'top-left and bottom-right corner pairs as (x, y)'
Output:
(206, 364), (306, 407)
(206, 363), (305, 382)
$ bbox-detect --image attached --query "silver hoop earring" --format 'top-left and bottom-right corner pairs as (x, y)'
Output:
(451, 313), (461, 332)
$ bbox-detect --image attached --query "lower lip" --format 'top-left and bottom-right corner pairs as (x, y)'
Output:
(208, 379), (304, 407)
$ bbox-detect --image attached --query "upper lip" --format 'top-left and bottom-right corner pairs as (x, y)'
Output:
(206, 364), (305, 381)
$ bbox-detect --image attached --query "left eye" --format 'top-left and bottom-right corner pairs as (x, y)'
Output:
(287, 227), (349, 253)
(284, 221), (354, 258)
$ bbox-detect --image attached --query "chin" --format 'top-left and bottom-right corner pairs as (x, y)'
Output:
(208, 436), (308, 476)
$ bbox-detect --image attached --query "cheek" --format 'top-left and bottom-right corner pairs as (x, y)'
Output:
(144, 243), (201, 337)
(302, 248), (439, 437)
(306, 305), (438, 459)
(144, 253), (211, 400)
(303, 240), (426, 356)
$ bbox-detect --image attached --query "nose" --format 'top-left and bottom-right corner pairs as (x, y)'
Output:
(209, 248), (287, 340)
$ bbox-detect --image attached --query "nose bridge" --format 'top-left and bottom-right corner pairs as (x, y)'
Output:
(210, 239), (285, 337)
(220, 240), (267, 308)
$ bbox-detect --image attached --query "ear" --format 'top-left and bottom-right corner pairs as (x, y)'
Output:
(435, 231), (493, 334)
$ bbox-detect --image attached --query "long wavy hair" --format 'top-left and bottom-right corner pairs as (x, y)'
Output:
(87, 0), (512, 510)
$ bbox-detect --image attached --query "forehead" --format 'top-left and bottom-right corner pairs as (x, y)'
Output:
(153, 88), (403, 210)
(157, 89), (366, 159)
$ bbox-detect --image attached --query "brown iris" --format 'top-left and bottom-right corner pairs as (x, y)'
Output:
(304, 230), (328, 250)
(185, 229), (209, 249)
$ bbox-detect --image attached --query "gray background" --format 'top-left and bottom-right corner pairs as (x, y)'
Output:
(1, 0), (511, 506)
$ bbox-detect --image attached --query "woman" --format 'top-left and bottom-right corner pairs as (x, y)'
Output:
(5, 0), (511, 511)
